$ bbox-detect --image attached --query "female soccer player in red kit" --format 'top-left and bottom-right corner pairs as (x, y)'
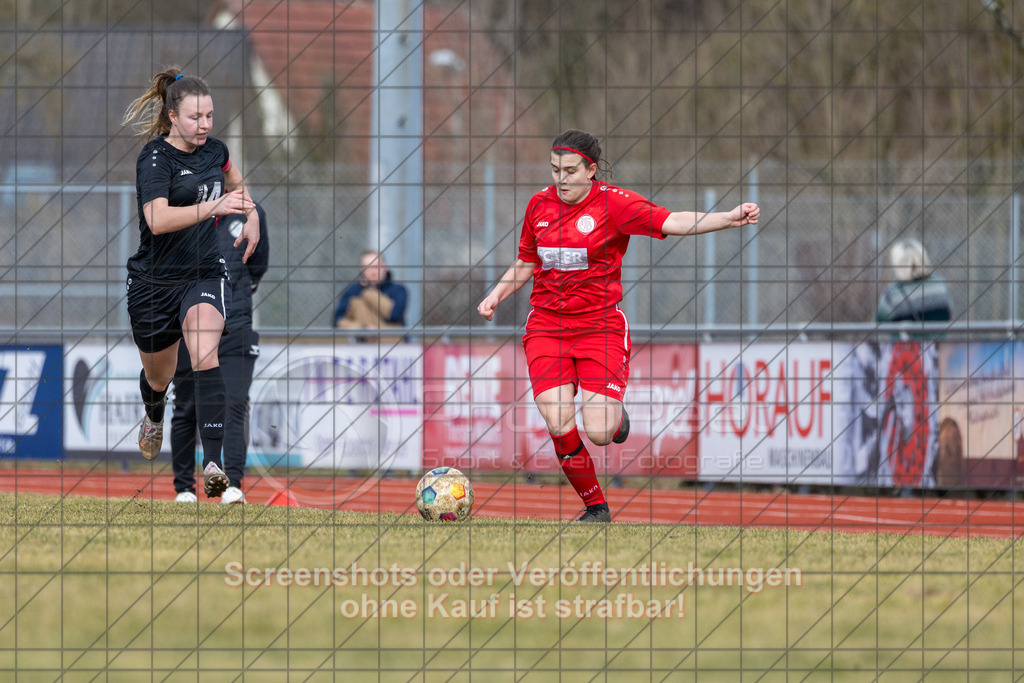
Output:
(478, 129), (759, 522)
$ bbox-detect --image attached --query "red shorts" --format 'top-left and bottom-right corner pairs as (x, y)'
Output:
(522, 307), (630, 401)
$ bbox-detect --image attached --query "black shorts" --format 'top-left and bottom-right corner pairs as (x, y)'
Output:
(126, 273), (231, 354)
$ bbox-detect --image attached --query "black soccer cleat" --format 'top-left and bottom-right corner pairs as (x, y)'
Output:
(577, 502), (611, 523)
(612, 406), (630, 444)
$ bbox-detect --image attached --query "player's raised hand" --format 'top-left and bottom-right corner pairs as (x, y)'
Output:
(729, 202), (759, 227)
(212, 188), (254, 217)
(235, 210), (260, 263)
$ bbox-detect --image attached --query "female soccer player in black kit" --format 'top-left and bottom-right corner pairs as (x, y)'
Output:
(122, 68), (260, 498)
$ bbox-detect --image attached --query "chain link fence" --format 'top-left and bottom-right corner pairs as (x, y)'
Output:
(2, 158), (1019, 335)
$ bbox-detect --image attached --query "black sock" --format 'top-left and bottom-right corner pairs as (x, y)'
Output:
(195, 366), (227, 468)
(139, 369), (167, 422)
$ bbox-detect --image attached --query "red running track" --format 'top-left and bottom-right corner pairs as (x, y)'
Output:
(1, 468), (1021, 539)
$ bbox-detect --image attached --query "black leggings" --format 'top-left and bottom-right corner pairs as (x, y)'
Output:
(170, 344), (256, 492)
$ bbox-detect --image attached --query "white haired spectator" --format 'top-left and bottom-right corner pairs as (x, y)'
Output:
(877, 238), (952, 327)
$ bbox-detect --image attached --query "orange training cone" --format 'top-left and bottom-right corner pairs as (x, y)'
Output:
(266, 489), (300, 507)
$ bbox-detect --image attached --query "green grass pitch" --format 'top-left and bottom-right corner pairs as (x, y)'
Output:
(1, 492), (1021, 680)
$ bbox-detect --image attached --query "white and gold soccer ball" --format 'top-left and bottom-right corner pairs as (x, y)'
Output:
(414, 467), (474, 521)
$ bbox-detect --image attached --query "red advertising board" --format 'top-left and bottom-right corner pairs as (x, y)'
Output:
(422, 342), (524, 472)
(423, 342), (698, 477)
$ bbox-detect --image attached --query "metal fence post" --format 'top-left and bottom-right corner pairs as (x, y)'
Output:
(703, 188), (717, 326)
(746, 164), (759, 327)
(484, 162), (496, 327)
(1013, 192), (1020, 323)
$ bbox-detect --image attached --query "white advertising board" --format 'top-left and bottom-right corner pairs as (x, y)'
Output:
(64, 340), (423, 471)
(698, 342), (838, 484)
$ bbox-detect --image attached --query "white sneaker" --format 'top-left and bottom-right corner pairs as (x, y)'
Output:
(221, 486), (246, 505)
(174, 491), (198, 503)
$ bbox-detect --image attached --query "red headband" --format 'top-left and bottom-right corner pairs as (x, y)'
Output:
(552, 146), (595, 166)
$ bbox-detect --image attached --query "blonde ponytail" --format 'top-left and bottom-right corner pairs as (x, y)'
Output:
(123, 67), (210, 140)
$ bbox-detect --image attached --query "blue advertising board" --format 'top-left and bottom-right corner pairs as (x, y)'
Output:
(0, 346), (63, 459)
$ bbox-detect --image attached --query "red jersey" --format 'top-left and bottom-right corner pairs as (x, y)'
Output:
(518, 180), (671, 316)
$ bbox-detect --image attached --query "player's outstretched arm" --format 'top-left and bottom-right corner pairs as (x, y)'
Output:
(477, 259), (535, 321)
(661, 202), (759, 237)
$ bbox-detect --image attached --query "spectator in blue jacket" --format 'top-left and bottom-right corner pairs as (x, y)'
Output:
(334, 250), (408, 339)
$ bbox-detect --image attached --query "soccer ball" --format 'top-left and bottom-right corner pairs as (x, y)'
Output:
(414, 467), (474, 521)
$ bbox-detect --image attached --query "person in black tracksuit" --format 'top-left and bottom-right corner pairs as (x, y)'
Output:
(123, 67), (260, 499)
(171, 203), (270, 503)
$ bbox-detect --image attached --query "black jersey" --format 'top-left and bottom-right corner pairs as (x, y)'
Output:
(127, 136), (230, 283)
(217, 203), (270, 356)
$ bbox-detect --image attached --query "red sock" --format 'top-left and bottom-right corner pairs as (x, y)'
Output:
(612, 417), (625, 441)
(552, 428), (605, 506)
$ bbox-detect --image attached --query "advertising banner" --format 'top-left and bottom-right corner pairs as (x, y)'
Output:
(834, 341), (940, 488)
(422, 343), (699, 477)
(698, 342), (836, 484)
(248, 343), (423, 472)
(64, 341), (143, 455)
(938, 342), (1023, 489)
(421, 342), (523, 472)
(2, 345), (63, 459)
(611, 343), (699, 477)
(64, 339), (423, 471)
(55, 337), (1020, 490)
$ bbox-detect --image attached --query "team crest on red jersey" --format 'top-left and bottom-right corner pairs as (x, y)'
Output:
(575, 214), (596, 235)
